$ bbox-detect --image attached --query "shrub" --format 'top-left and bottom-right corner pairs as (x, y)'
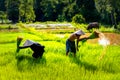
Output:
(72, 14), (85, 24)
(117, 23), (120, 30)
(57, 15), (65, 22)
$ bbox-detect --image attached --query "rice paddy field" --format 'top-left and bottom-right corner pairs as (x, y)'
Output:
(0, 23), (120, 80)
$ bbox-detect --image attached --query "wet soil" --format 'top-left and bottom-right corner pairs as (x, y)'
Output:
(86, 33), (120, 45)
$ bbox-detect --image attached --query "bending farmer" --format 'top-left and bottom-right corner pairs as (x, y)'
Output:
(66, 30), (88, 57)
(16, 37), (45, 58)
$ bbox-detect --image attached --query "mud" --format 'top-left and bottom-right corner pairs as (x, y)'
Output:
(86, 33), (120, 45)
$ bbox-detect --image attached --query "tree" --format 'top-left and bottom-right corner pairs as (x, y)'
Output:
(95, 0), (120, 28)
(81, 0), (100, 22)
(95, 0), (111, 24)
(6, 0), (20, 23)
(19, 0), (35, 22)
(0, 11), (7, 23)
(0, 0), (6, 11)
(63, 0), (78, 21)
(40, 0), (60, 21)
(40, 0), (75, 21)
(34, 0), (43, 21)
(109, 0), (120, 28)
(56, 0), (69, 22)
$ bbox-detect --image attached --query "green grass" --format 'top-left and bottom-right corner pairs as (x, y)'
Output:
(0, 30), (120, 80)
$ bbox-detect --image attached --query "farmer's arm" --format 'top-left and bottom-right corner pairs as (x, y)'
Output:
(76, 36), (80, 51)
(77, 39), (80, 51)
(19, 46), (30, 49)
(78, 36), (89, 44)
(80, 36), (89, 40)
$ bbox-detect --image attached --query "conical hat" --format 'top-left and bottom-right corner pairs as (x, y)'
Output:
(23, 40), (36, 46)
(74, 30), (85, 35)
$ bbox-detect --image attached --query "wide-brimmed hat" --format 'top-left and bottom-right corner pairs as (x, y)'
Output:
(74, 30), (85, 35)
(23, 40), (36, 46)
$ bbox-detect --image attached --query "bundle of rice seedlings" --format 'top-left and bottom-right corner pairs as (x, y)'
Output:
(16, 36), (23, 53)
(89, 30), (100, 39)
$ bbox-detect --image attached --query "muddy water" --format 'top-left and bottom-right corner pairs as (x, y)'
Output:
(87, 33), (120, 45)
(104, 33), (120, 45)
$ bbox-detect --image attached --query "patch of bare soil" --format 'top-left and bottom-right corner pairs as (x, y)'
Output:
(104, 33), (120, 45)
(85, 33), (120, 45)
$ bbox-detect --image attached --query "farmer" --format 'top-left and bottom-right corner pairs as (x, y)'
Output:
(16, 37), (45, 58)
(66, 30), (89, 57)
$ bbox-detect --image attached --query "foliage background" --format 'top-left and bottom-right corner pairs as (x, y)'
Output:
(0, 0), (120, 29)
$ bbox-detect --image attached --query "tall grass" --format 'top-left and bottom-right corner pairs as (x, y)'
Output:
(0, 30), (120, 80)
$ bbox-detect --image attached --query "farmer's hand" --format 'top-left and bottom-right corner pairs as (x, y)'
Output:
(84, 36), (89, 39)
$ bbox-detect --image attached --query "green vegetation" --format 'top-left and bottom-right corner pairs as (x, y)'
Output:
(0, 0), (120, 30)
(0, 26), (120, 80)
(0, 0), (120, 79)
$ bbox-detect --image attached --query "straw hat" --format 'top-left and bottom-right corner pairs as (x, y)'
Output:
(23, 40), (36, 46)
(74, 30), (85, 35)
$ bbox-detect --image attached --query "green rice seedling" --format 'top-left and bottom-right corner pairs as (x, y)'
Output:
(0, 25), (120, 80)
